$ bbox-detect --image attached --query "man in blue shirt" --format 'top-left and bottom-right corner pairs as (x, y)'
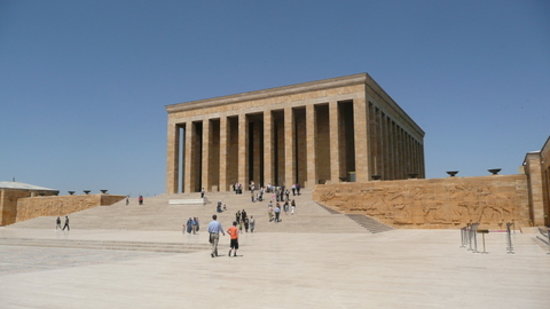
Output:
(207, 214), (225, 257)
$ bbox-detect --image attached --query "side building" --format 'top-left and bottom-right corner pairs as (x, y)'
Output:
(523, 136), (550, 226)
(165, 73), (425, 193)
(0, 181), (58, 225)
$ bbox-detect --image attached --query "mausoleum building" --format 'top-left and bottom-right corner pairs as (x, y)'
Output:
(165, 73), (425, 193)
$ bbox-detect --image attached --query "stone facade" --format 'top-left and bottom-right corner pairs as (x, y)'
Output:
(15, 194), (125, 223)
(541, 137), (550, 226)
(166, 73), (425, 193)
(313, 175), (530, 229)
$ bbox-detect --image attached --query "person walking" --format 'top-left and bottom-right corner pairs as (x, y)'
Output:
(268, 205), (274, 222)
(274, 204), (281, 222)
(291, 199), (297, 214)
(227, 221), (239, 257)
(207, 214), (225, 257)
(55, 216), (62, 230)
(138, 195), (144, 206)
(62, 216), (70, 231)
(244, 217), (250, 233)
(194, 217), (200, 232)
(125, 196), (129, 206)
(186, 217), (193, 234)
(192, 217), (198, 234)
(236, 210), (241, 224)
(250, 216), (255, 233)
(201, 187), (205, 198)
(241, 209), (247, 222)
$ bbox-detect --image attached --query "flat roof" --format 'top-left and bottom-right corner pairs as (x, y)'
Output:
(0, 181), (58, 191)
(166, 73), (425, 136)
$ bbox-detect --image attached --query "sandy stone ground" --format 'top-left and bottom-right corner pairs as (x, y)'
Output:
(1, 227), (549, 309)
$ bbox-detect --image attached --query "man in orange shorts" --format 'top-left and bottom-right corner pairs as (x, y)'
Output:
(227, 221), (239, 257)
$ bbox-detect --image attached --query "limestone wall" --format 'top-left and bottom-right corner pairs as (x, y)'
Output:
(312, 175), (530, 229)
(1, 189), (57, 225)
(541, 138), (550, 225)
(15, 194), (125, 223)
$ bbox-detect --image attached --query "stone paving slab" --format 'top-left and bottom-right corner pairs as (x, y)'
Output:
(1, 228), (549, 308)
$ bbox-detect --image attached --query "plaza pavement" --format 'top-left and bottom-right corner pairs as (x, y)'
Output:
(1, 191), (549, 308)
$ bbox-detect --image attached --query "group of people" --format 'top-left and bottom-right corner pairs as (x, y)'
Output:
(232, 183), (244, 194)
(207, 214), (241, 258)
(200, 181), (305, 258)
(235, 209), (255, 233)
(125, 195), (144, 206)
(270, 185), (301, 203)
(216, 200), (228, 213)
(184, 217), (200, 234)
(267, 199), (297, 222)
(55, 216), (70, 231)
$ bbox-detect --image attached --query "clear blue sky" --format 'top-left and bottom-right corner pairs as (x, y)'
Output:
(1, 0), (549, 196)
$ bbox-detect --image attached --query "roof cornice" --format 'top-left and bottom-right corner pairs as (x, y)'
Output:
(165, 73), (368, 113)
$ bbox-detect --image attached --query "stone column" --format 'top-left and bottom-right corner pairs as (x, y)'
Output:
(305, 104), (317, 187)
(395, 126), (401, 179)
(183, 122), (193, 193)
(367, 103), (374, 179)
(415, 141), (422, 177)
(388, 121), (393, 179)
(377, 110), (384, 179)
(284, 107), (295, 187)
(252, 121), (261, 185)
(219, 116), (228, 191)
(329, 101), (341, 183)
(166, 122), (179, 194)
(201, 119), (210, 192)
(382, 115), (391, 180)
(353, 98), (369, 182)
(264, 111), (273, 186)
(420, 142), (425, 178)
(410, 135), (414, 175)
(373, 108), (380, 177)
(401, 131), (405, 177)
(386, 118), (393, 180)
(400, 128), (406, 179)
(238, 113), (248, 188)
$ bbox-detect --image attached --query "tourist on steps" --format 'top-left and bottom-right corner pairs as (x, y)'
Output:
(227, 221), (239, 257)
(207, 214), (225, 257)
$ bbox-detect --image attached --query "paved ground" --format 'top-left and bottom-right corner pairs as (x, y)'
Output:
(1, 192), (549, 308)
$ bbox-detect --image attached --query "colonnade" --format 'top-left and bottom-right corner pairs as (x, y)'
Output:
(368, 102), (425, 180)
(167, 99), (424, 193)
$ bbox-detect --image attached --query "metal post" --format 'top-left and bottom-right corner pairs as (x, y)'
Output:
(506, 222), (514, 254)
(472, 223), (479, 253)
(481, 232), (487, 254)
(468, 223), (473, 251)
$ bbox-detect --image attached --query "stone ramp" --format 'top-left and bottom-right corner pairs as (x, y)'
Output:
(7, 190), (369, 233)
(346, 214), (394, 233)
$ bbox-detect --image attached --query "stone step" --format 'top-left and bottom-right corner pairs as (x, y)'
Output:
(0, 237), (210, 253)
(7, 190), (369, 233)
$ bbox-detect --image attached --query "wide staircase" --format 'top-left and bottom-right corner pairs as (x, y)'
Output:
(9, 190), (382, 232)
(2, 190), (393, 252)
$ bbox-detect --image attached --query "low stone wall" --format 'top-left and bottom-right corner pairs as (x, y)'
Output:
(15, 194), (125, 223)
(313, 175), (530, 229)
